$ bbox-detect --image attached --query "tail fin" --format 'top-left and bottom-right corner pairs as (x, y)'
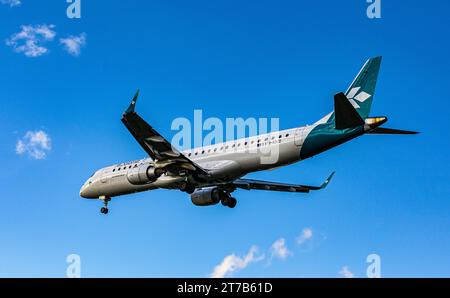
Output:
(315, 57), (382, 126)
(345, 56), (382, 119)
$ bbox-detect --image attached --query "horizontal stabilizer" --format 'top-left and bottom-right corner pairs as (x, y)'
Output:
(334, 92), (365, 129)
(367, 127), (419, 134)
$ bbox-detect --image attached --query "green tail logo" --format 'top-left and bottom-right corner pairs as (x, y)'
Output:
(344, 56), (382, 119)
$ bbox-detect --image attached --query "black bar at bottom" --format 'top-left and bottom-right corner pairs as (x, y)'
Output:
(0, 278), (448, 296)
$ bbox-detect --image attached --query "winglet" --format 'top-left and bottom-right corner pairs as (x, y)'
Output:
(320, 171), (335, 189)
(124, 89), (140, 115)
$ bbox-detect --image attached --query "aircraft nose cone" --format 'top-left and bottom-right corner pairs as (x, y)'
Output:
(80, 181), (97, 199)
(79, 186), (86, 198)
(80, 182), (90, 198)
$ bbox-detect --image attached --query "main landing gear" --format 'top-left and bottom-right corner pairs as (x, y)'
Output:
(179, 181), (196, 194)
(99, 196), (111, 215)
(221, 195), (237, 209)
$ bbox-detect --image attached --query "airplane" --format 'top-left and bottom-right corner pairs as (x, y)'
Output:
(80, 56), (417, 214)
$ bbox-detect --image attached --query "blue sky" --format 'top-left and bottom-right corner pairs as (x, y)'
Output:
(0, 0), (449, 277)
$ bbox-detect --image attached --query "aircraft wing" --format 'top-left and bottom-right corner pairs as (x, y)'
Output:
(233, 172), (335, 193)
(121, 90), (209, 175)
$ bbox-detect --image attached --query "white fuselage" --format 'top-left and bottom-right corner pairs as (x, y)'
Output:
(79, 124), (317, 199)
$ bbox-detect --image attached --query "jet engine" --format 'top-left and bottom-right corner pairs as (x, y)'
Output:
(190, 187), (225, 206)
(127, 164), (162, 185)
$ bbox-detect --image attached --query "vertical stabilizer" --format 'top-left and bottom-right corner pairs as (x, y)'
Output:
(345, 56), (382, 119)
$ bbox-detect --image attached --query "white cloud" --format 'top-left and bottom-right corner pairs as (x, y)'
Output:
(6, 24), (56, 57)
(338, 266), (355, 278)
(1, 0), (21, 7)
(296, 227), (313, 245)
(60, 33), (86, 56)
(16, 130), (51, 160)
(210, 246), (264, 278)
(210, 228), (321, 276)
(270, 238), (291, 260)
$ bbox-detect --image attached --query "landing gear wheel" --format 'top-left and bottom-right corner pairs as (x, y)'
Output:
(100, 196), (111, 215)
(221, 198), (228, 206)
(227, 197), (237, 208)
(180, 182), (196, 194)
(185, 184), (195, 194)
(221, 196), (237, 208)
(179, 181), (188, 191)
(218, 190), (236, 208)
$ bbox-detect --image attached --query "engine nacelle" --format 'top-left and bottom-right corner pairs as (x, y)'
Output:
(127, 164), (162, 185)
(190, 187), (224, 206)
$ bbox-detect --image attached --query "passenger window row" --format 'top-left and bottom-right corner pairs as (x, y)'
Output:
(112, 163), (139, 172)
(109, 134), (291, 171)
(186, 133), (290, 157)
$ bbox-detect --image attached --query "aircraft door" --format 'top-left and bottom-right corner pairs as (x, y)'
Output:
(294, 128), (304, 146)
(100, 172), (109, 184)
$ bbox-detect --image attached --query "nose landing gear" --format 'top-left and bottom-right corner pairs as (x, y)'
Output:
(99, 196), (111, 215)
